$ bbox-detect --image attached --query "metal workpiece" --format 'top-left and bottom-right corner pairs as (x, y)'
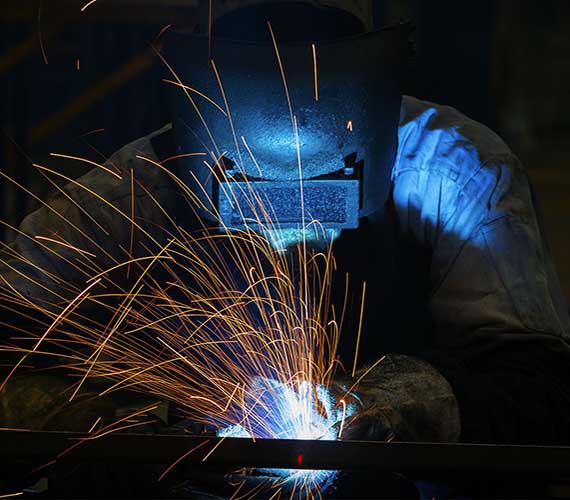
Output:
(2, 430), (570, 477)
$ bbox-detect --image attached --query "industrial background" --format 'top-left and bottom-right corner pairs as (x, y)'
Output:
(1, 0), (569, 296)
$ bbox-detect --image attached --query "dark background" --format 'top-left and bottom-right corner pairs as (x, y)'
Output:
(1, 0), (569, 295)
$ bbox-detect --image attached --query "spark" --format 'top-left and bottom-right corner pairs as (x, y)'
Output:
(155, 24), (172, 42)
(34, 236), (97, 258)
(85, 255), (172, 284)
(50, 153), (122, 180)
(352, 281), (367, 378)
(80, 0), (98, 12)
(87, 416), (102, 433)
(154, 47), (222, 159)
(159, 152), (207, 165)
(162, 79), (227, 116)
(241, 136), (263, 177)
(127, 166), (135, 279)
(201, 435), (228, 462)
(78, 404), (161, 441)
(347, 120), (353, 132)
(311, 44), (319, 102)
(211, 59), (244, 168)
(81, 419), (159, 440)
(34, 163), (164, 249)
(268, 22), (295, 129)
(344, 355), (387, 401)
(0, 492), (23, 499)
(293, 114), (309, 330)
(32, 277), (102, 352)
(37, 1), (48, 65)
(80, 128), (105, 137)
(32, 166), (111, 238)
(159, 439), (209, 481)
(267, 489), (281, 500)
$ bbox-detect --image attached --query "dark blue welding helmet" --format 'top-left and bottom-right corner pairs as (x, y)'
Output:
(161, 3), (410, 244)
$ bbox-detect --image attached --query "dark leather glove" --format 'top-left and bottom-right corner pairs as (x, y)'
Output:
(0, 372), (168, 432)
(335, 354), (460, 442)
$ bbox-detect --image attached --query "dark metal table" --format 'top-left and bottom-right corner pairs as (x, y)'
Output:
(2, 429), (570, 477)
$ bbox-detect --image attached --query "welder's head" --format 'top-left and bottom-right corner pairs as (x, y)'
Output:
(163, 1), (409, 248)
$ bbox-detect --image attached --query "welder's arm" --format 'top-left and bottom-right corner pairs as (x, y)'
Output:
(0, 134), (173, 343)
(386, 155), (570, 444)
(0, 135), (177, 432)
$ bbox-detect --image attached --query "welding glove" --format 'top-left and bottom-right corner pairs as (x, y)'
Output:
(335, 354), (461, 443)
(0, 372), (168, 432)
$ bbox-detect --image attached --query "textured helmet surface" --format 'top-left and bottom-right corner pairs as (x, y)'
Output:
(163, 23), (409, 218)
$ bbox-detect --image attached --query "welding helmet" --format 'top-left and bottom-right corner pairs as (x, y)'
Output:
(161, 1), (410, 244)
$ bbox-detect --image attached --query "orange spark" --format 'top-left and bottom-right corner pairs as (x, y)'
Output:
(154, 47), (222, 158)
(34, 235), (97, 258)
(80, 0), (98, 12)
(49, 153), (122, 180)
(37, 2), (48, 65)
(127, 167), (135, 279)
(241, 136), (263, 177)
(32, 278), (102, 352)
(201, 435), (228, 462)
(161, 80), (227, 116)
(268, 21), (295, 129)
(211, 58), (243, 168)
(351, 281), (367, 377)
(159, 439), (209, 481)
(155, 24), (172, 42)
(159, 152), (207, 165)
(0, 491), (24, 498)
(80, 128), (105, 137)
(88, 416), (102, 433)
(311, 43), (319, 102)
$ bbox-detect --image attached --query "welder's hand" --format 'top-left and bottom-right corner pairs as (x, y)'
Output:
(0, 372), (168, 432)
(335, 406), (393, 442)
(333, 354), (461, 443)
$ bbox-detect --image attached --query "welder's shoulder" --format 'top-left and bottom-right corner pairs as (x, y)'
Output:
(392, 96), (526, 220)
(391, 96), (529, 246)
(397, 96), (518, 178)
(395, 96), (518, 195)
(48, 124), (176, 239)
(48, 124), (177, 229)
(95, 123), (174, 200)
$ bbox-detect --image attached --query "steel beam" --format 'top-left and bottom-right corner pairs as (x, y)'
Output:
(2, 430), (570, 477)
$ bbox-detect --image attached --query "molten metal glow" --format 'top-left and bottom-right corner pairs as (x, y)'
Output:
(219, 376), (356, 486)
(219, 377), (354, 441)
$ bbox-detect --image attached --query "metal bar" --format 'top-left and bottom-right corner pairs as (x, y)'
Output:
(2, 430), (570, 477)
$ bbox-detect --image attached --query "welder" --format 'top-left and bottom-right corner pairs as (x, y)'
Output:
(1, 0), (570, 496)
